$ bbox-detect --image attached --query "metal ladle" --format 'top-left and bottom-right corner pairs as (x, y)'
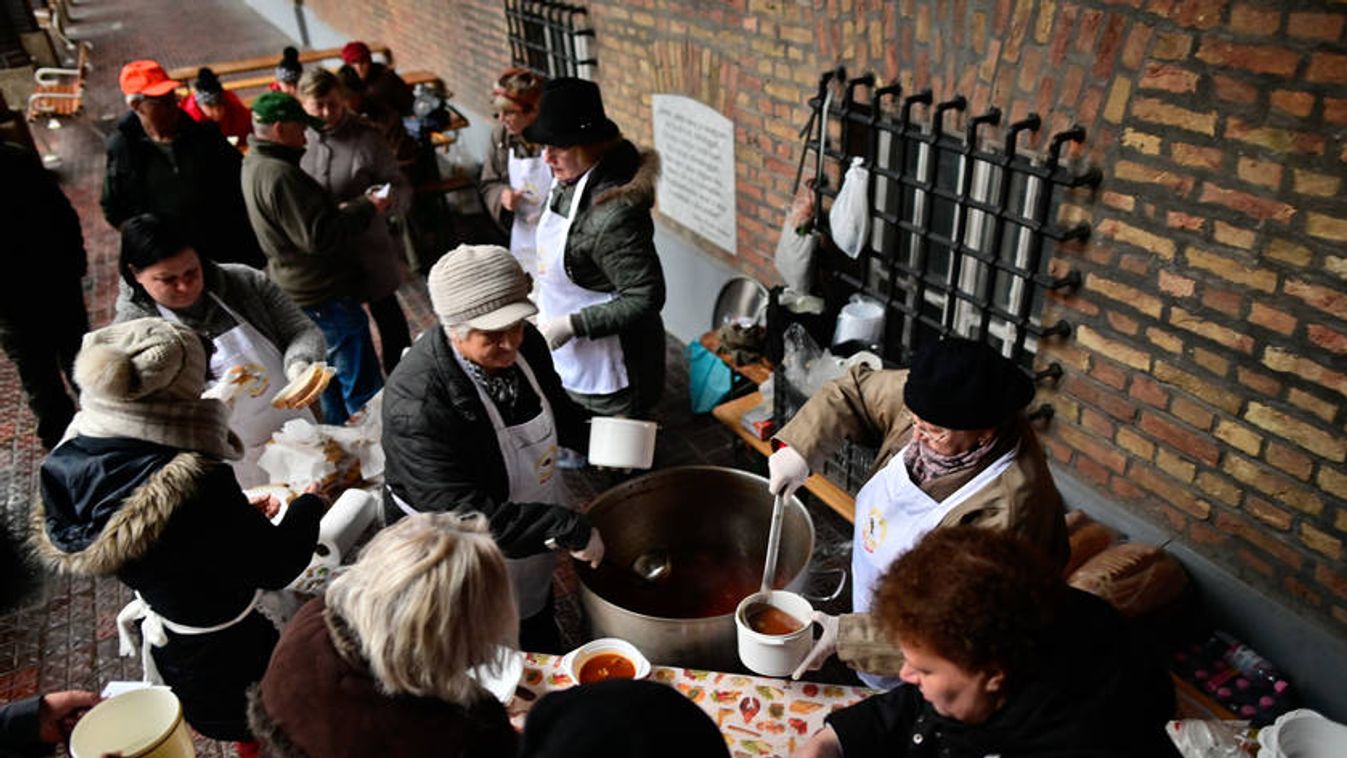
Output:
(630, 548), (671, 582)
(760, 494), (785, 593)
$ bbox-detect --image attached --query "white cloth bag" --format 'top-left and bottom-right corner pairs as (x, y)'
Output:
(829, 156), (871, 259)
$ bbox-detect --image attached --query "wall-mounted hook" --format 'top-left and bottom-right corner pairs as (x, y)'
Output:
(1043, 320), (1072, 338)
(1047, 270), (1083, 290)
(1027, 403), (1056, 423)
(1034, 362), (1064, 382)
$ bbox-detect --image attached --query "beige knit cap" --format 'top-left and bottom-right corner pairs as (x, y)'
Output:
(428, 244), (537, 331)
(73, 318), (208, 403)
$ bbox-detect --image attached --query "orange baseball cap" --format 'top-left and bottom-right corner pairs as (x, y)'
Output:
(119, 60), (180, 97)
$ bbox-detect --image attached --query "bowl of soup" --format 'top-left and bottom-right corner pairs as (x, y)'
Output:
(734, 590), (815, 677)
(562, 637), (652, 685)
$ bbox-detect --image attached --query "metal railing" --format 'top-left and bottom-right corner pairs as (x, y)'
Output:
(503, 0), (596, 80)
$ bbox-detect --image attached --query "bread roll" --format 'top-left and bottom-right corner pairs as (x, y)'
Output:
(1068, 543), (1189, 618)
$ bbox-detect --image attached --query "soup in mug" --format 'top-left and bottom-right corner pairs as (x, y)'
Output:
(579, 653), (637, 684)
(745, 603), (805, 636)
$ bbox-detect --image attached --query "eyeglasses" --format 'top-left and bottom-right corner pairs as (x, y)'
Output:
(911, 416), (954, 444)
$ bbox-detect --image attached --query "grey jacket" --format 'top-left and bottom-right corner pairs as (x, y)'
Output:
(240, 140), (376, 306)
(115, 261), (325, 378)
(300, 114), (411, 301)
(479, 121), (542, 233)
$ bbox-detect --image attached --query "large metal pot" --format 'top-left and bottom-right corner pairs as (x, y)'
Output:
(577, 466), (814, 670)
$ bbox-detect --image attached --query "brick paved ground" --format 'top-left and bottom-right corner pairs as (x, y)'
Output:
(0, 1), (854, 754)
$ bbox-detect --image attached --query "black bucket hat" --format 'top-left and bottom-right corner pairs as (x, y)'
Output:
(903, 338), (1035, 430)
(522, 77), (619, 147)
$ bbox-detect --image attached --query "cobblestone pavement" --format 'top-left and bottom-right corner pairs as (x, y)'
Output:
(0, 1), (854, 754)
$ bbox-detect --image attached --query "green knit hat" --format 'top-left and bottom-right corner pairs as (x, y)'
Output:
(251, 91), (324, 129)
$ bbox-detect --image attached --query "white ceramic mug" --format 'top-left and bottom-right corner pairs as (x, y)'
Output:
(69, 688), (195, 758)
(734, 590), (816, 677)
(587, 417), (658, 469)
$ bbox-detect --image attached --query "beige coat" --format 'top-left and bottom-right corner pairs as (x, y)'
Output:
(775, 364), (1070, 676)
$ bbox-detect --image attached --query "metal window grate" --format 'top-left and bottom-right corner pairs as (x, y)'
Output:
(788, 68), (1096, 375)
(503, 0), (597, 80)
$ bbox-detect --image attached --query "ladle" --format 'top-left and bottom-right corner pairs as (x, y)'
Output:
(630, 548), (671, 582)
(759, 494), (785, 593)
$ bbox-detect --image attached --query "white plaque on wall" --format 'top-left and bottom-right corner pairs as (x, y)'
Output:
(651, 94), (737, 255)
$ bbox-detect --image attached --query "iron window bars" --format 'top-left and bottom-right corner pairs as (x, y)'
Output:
(770, 69), (1098, 494)
(503, 0), (596, 80)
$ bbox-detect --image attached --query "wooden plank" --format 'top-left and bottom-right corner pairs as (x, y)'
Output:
(166, 43), (392, 81)
(699, 330), (773, 386)
(712, 391), (856, 523)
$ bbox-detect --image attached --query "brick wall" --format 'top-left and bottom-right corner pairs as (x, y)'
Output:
(307, 0), (1347, 633)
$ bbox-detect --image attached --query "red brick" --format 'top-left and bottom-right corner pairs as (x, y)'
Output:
(1307, 52), (1347, 85)
(1226, 117), (1326, 154)
(1236, 366), (1281, 397)
(1211, 74), (1258, 104)
(1092, 14), (1127, 80)
(1169, 0), (1225, 30)
(1064, 374), (1139, 421)
(1166, 211), (1205, 231)
(1214, 510), (1305, 570)
(1131, 463), (1211, 519)
(1189, 520), (1230, 548)
(1072, 451), (1114, 487)
(1326, 98), (1347, 126)
(1286, 279), (1347, 322)
(1171, 395), (1215, 430)
(1196, 40), (1301, 76)
(1288, 12), (1347, 41)
(1139, 410), (1221, 465)
(1236, 548), (1275, 578)
(1171, 142), (1223, 169)
(1088, 358), (1129, 390)
(1236, 157), (1283, 189)
(1316, 564), (1347, 602)
(1129, 375), (1169, 408)
(1139, 63), (1199, 93)
(1308, 324), (1347, 355)
(1229, 4), (1281, 35)
(1270, 89), (1315, 118)
(1249, 303), (1297, 336)
(1198, 183), (1296, 224)
(1120, 24), (1152, 70)
(1201, 287), (1244, 318)
(1266, 442), (1314, 481)
(1284, 576), (1323, 608)
(1080, 408), (1116, 438)
(1245, 496), (1294, 531)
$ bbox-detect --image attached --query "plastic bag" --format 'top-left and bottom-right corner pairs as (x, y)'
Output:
(685, 341), (733, 414)
(829, 156), (871, 259)
(775, 184), (819, 293)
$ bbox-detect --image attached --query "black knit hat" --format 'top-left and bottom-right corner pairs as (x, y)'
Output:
(275, 46), (302, 84)
(903, 338), (1035, 430)
(522, 77), (619, 147)
(193, 67), (224, 106)
(519, 679), (729, 758)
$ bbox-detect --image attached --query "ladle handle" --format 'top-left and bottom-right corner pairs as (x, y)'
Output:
(761, 494), (785, 593)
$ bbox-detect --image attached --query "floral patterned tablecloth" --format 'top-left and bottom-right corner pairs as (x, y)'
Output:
(510, 653), (876, 757)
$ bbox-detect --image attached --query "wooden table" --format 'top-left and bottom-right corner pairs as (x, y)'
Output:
(712, 391), (858, 523)
(510, 652), (874, 755)
(699, 330), (773, 387)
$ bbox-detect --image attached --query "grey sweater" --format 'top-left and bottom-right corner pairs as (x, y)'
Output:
(115, 261), (325, 377)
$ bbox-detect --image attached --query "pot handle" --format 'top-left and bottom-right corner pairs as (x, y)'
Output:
(802, 567), (847, 604)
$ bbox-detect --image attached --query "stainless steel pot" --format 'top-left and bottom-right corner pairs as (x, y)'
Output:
(577, 466), (814, 670)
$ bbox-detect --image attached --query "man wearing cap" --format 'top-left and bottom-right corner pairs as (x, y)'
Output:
(240, 91), (393, 424)
(103, 60), (266, 268)
(768, 338), (1069, 689)
(338, 41), (413, 118)
(381, 244), (603, 651)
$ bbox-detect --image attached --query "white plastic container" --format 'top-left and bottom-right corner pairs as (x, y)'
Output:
(1259, 709), (1347, 757)
(561, 637), (652, 684)
(734, 590), (815, 677)
(831, 296), (885, 347)
(587, 417), (658, 469)
(69, 687), (195, 758)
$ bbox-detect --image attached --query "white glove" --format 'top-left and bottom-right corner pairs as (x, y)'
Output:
(284, 361), (311, 382)
(540, 316), (577, 350)
(569, 528), (605, 569)
(791, 611), (839, 680)
(768, 445), (809, 498)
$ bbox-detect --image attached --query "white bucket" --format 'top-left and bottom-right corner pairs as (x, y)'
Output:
(69, 688), (195, 758)
(561, 637), (652, 684)
(734, 590), (815, 677)
(1259, 709), (1347, 758)
(831, 297), (885, 347)
(587, 417), (658, 469)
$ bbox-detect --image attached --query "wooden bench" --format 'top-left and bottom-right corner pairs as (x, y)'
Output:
(165, 43), (394, 83)
(233, 70), (447, 106)
(26, 40), (91, 121)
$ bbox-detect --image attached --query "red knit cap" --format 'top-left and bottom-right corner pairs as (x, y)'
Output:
(341, 41), (372, 64)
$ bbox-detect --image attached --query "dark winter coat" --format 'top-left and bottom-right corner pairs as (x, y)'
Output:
(31, 437), (322, 740)
(549, 140), (666, 412)
(381, 324), (592, 557)
(0, 697), (46, 758)
(248, 597), (517, 758)
(241, 139), (377, 307)
(362, 62), (415, 118)
(826, 589), (1181, 758)
(101, 110), (265, 268)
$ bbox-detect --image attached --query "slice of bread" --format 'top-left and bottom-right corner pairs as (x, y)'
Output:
(271, 363), (334, 409)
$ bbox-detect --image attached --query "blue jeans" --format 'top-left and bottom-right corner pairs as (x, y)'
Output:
(302, 297), (383, 424)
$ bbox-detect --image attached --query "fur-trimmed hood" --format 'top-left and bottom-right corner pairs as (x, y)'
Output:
(31, 437), (210, 577)
(590, 141), (660, 210)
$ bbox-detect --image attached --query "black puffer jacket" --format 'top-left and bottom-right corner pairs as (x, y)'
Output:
(32, 436), (322, 740)
(101, 110), (265, 268)
(381, 324), (592, 556)
(826, 589), (1181, 758)
(549, 140), (665, 413)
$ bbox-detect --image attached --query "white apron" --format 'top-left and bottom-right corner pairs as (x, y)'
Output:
(850, 442), (1018, 688)
(536, 168), (629, 395)
(507, 147), (552, 278)
(117, 590), (262, 684)
(159, 294), (308, 487)
(390, 354), (568, 619)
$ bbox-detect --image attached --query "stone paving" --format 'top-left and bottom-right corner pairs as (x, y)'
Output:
(0, 0), (855, 753)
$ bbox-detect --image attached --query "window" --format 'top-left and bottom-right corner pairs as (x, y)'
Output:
(503, 0), (596, 80)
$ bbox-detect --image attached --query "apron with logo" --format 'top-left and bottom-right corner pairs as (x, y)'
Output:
(850, 442), (1018, 689)
(390, 354), (568, 619)
(159, 294), (308, 487)
(535, 168), (629, 395)
(507, 146), (552, 279)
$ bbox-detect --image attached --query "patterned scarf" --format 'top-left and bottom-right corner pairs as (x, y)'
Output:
(452, 344), (521, 413)
(903, 431), (1000, 487)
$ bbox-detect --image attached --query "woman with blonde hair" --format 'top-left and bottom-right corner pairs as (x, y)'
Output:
(249, 512), (520, 756)
(480, 67), (548, 272)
